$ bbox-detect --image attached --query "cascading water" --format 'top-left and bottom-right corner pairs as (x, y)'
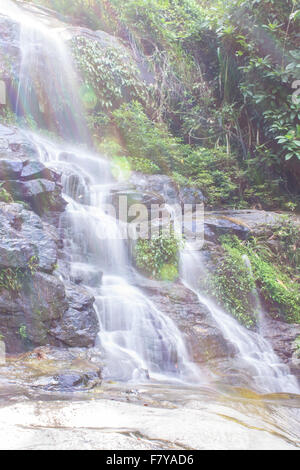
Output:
(1, 1), (198, 383)
(179, 241), (299, 393)
(31, 134), (198, 383)
(11, 1), (89, 143)
(1, 0), (298, 393)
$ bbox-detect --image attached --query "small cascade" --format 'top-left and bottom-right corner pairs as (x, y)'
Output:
(180, 243), (299, 393)
(3, 0), (89, 142)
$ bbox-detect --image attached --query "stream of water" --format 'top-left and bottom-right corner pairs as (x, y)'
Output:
(0, 0), (299, 395)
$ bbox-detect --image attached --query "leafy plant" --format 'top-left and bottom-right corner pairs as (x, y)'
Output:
(206, 243), (258, 329)
(134, 231), (182, 280)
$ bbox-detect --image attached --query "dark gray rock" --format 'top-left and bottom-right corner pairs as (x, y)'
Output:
(204, 212), (250, 241)
(0, 238), (35, 269)
(0, 271), (67, 352)
(204, 210), (289, 242)
(21, 160), (61, 182)
(179, 186), (205, 206)
(50, 284), (99, 348)
(261, 315), (300, 380)
(3, 179), (66, 214)
(0, 158), (23, 179)
(0, 202), (58, 273)
(138, 278), (237, 365)
(130, 173), (178, 204)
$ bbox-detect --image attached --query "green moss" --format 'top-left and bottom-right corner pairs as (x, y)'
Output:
(250, 256), (300, 323)
(0, 186), (13, 203)
(134, 232), (181, 280)
(206, 244), (257, 329)
(220, 230), (300, 324)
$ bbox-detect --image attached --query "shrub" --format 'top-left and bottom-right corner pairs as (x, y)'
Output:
(113, 101), (183, 172)
(207, 243), (257, 329)
(72, 37), (143, 112)
(134, 232), (181, 280)
(220, 233), (300, 324)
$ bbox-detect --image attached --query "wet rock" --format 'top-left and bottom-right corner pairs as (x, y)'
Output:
(0, 237), (35, 269)
(204, 212), (250, 241)
(40, 370), (101, 391)
(130, 173), (178, 204)
(0, 203), (58, 273)
(179, 186), (205, 206)
(0, 158), (23, 179)
(21, 161), (61, 182)
(203, 210), (290, 242)
(138, 278), (237, 366)
(0, 271), (67, 352)
(3, 179), (66, 215)
(261, 315), (300, 380)
(0, 346), (102, 393)
(49, 284), (99, 348)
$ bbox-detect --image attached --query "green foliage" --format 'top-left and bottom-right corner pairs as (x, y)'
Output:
(27, 0), (106, 30)
(0, 268), (23, 293)
(129, 157), (160, 174)
(251, 254), (300, 323)
(0, 257), (38, 294)
(221, 229), (300, 324)
(18, 325), (27, 340)
(98, 137), (160, 174)
(0, 184), (13, 203)
(174, 146), (244, 207)
(113, 101), (183, 172)
(207, 243), (257, 329)
(72, 36), (143, 112)
(134, 232), (181, 280)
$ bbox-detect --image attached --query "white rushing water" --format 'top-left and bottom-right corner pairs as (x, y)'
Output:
(0, 0), (199, 383)
(179, 242), (299, 393)
(0, 0), (299, 392)
(31, 134), (199, 383)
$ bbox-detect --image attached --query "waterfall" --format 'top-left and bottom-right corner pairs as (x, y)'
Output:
(179, 242), (299, 393)
(0, 1), (199, 383)
(1, 0), (298, 392)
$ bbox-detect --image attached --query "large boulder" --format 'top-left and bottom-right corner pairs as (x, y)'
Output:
(0, 202), (59, 273)
(260, 315), (300, 381)
(3, 179), (66, 214)
(137, 278), (237, 366)
(20, 160), (61, 182)
(0, 272), (99, 353)
(203, 210), (293, 242)
(49, 284), (99, 348)
(130, 173), (178, 205)
(0, 159), (23, 179)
